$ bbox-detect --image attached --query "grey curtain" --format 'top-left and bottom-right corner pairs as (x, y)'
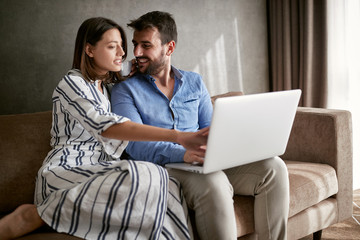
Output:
(267, 0), (328, 107)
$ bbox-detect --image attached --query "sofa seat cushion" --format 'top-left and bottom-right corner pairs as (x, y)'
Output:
(231, 160), (338, 238)
(234, 195), (254, 237)
(285, 160), (338, 217)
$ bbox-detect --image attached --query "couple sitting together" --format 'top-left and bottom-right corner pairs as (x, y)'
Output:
(0, 11), (289, 240)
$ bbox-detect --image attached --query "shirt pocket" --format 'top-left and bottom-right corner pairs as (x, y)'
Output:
(175, 96), (200, 129)
(182, 96), (200, 111)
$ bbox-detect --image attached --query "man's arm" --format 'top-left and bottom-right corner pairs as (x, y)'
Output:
(183, 77), (213, 164)
(197, 79), (213, 129)
(111, 81), (187, 165)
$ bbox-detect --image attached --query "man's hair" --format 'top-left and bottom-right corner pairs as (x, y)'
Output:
(127, 11), (177, 44)
(72, 17), (128, 83)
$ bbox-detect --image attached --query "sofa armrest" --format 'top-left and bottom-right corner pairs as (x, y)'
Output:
(282, 107), (353, 222)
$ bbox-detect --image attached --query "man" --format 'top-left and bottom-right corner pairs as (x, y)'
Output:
(111, 11), (289, 240)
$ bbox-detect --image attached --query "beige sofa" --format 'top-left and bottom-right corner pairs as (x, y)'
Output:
(0, 92), (353, 239)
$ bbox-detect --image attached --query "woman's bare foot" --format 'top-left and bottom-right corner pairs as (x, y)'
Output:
(0, 204), (45, 240)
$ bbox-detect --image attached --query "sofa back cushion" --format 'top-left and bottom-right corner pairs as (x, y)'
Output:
(0, 111), (52, 214)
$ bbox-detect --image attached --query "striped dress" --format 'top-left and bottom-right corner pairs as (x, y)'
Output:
(34, 69), (192, 240)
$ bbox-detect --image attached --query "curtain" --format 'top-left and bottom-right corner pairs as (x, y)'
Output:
(327, 0), (360, 190)
(268, 0), (359, 189)
(267, 0), (328, 107)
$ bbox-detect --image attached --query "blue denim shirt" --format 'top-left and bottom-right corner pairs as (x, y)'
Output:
(111, 66), (213, 165)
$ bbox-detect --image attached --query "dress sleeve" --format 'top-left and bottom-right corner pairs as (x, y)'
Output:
(55, 75), (130, 158)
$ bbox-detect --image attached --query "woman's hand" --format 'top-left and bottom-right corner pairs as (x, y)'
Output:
(176, 127), (209, 154)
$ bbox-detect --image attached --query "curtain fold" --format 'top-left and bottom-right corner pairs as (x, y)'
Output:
(267, 0), (328, 107)
(327, 0), (360, 190)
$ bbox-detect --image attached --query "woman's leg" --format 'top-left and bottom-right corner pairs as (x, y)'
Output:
(0, 204), (45, 240)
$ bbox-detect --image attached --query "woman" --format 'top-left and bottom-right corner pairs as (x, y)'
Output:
(0, 17), (206, 239)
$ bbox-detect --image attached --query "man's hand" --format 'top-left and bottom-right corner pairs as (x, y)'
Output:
(129, 58), (139, 76)
(176, 127), (209, 154)
(183, 150), (205, 165)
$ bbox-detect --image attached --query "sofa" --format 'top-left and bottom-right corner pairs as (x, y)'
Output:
(0, 92), (353, 240)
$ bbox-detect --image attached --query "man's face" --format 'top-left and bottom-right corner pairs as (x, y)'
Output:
(132, 27), (167, 75)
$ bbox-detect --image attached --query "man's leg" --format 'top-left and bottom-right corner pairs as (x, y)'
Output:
(224, 157), (289, 240)
(0, 204), (45, 240)
(167, 169), (237, 240)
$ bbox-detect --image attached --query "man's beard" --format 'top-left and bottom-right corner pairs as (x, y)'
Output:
(138, 51), (166, 75)
(143, 58), (165, 75)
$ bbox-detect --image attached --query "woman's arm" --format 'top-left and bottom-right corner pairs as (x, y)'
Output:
(102, 121), (208, 152)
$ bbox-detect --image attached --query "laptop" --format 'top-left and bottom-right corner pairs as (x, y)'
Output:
(165, 89), (301, 174)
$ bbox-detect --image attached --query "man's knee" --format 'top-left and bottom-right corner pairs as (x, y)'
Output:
(256, 156), (287, 177)
(266, 156), (288, 180)
(261, 157), (289, 194)
(194, 172), (234, 207)
(171, 170), (233, 208)
(205, 171), (233, 192)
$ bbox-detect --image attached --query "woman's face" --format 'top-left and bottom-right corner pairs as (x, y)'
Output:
(86, 28), (125, 76)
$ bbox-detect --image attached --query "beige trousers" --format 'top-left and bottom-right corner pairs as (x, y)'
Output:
(167, 157), (289, 240)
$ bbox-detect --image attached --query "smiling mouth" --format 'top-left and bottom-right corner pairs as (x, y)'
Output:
(136, 57), (149, 64)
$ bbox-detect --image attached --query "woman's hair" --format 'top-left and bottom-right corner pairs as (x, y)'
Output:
(127, 11), (177, 45)
(72, 17), (127, 83)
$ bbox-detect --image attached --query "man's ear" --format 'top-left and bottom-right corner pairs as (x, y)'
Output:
(166, 40), (176, 56)
(85, 43), (94, 58)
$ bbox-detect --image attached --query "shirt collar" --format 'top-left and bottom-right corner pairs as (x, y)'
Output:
(68, 69), (83, 77)
(171, 66), (183, 80)
(142, 65), (183, 83)
(68, 69), (101, 87)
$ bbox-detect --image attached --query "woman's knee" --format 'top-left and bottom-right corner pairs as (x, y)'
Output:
(17, 204), (41, 223)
